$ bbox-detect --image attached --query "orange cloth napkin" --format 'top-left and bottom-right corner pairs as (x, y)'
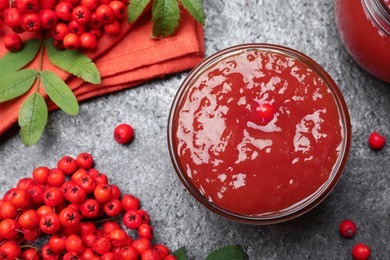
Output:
(0, 10), (204, 135)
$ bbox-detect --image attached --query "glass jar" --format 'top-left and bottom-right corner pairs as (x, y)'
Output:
(167, 44), (352, 224)
(335, 0), (390, 83)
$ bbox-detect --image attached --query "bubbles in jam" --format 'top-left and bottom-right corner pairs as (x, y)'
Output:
(172, 50), (344, 217)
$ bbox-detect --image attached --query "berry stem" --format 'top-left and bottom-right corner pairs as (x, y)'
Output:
(20, 245), (40, 250)
(93, 213), (123, 224)
(35, 42), (45, 93)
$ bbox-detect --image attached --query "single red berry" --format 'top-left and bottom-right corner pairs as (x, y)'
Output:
(21, 13), (41, 32)
(43, 187), (64, 207)
(121, 194), (140, 211)
(8, 188), (31, 208)
(15, 0), (38, 14)
(81, 0), (99, 11)
(63, 32), (81, 50)
(79, 221), (97, 236)
(76, 152), (94, 169)
(72, 5), (91, 24)
(17, 177), (35, 190)
(28, 185), (45, 206)
(92, 236), (112, 255)
(68, 20), (87, 35)
(94, 183), (112, 203)
(138, 224), (153, 240)
(95, 4), (115, 24)
(32, 166), (50, 184)
(63, 251), (80, 260)
(53, 39), (65, 50)
(65, 234), (84, 253)
(0, 201), (18, 219)
(0, 241), (22, 259)
(164, 255), (177, 260)
(39, 0), (56, 9)
(4, 33), (23, 52)
(142, 248), (164, 260)
(36, 205), (54, 217)
(22, 227), (41, 242)
(48, 233), (67, 253)
(137, 209), (150, 225)
(39, 9), (58, 29)
(352, 243), (371, 260)
(123, 210), (142, 229)
(88, 12), (103, 29)
(55, 2), (73, 21)
(80, 198), (100, 218)
(92, 172), (109, 184)
(18, 209), (40, 229)
(71, 168), (89, 183)
(57, 156), (78, 175)
(3, 8), (23, 28)
(39, 212), (61, 234)
(109, 229), (127, 247)
(61, 224), (81, 236)
(64, 184), (86, 204)
(104, 19), (121, 34)
(256, 102), (275, 125)
(109, 1), (127, 20)
(51, 22), (70, 41)
(59, 207), (81, 228)
(111, 184), (121, 199)
(104, 199), (123, 217)
(0, 219), (19, 239)
(21, 248), (40, 260)
(102, 221), (121, 234)
(339, 219), (356, 238)
(153, 244), (169, 258)
(76, 174), (96, 194)
(368, 132), (386, 150)
(114, 124), (134, 144)
(120, 246), (139, 260)
(41, 243), (60, 260)
(132, 238), (152, 256)
(47, 168), (66, 187)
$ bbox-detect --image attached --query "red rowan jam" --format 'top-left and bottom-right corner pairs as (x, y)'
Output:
(169, 45), (351, 220)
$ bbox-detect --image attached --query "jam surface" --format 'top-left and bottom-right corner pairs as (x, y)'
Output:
(335, 0), (390, 83)
(172, 49), (344, 216)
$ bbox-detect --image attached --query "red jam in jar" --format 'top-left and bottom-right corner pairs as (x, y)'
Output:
(168, 44), (351, 224)
(335, 0), (390, 83)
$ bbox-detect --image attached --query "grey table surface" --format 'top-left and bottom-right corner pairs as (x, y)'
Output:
(1, 0), (389, 259)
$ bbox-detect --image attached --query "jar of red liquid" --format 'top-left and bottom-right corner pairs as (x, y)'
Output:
(335, 0), (390, 83)
(168, 44), (352, 224)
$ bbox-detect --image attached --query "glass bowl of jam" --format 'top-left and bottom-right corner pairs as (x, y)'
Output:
(335, 0), (390, 83)
(168, 44), (352, 224)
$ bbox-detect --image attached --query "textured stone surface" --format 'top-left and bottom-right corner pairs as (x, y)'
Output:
(1, 0), (389, 259)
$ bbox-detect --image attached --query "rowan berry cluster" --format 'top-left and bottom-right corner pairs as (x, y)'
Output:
(0, 0), (128, 51)
(0, 152), (176, 260)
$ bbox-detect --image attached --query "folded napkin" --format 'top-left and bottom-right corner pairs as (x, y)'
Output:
(0, 9), (204, 135)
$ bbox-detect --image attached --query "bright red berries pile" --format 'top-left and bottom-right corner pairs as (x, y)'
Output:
(0, 0), (128, 52)
(0, 152), (176, 260)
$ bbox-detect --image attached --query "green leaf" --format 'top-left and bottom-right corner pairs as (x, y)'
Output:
(152, 0), (180, 37)
(0, 69), (38, 102)
(205, 245), (246, 260)
(172, 246), (188, 260)
(178, 0), (205, 25)
(18, 93), (48, 146)
(0, 39), (40, 78)
(44, 39), (101, 84)
(40, 70), (79, 116)
(128, 0), (151, 23)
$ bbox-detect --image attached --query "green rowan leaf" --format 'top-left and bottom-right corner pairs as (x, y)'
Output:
(128, 0), (151, 23)
(44, 39), (101, 84)
(0, 69), (38, 102)
(179, 0), (205, 25)
(41, 70), (79, 116)
(205, 245), (246, 260)
(0, 39), (40, 78)
(172, 247), (188, 260)
(18, 93), (48, 146)
(152, 0), (180, 37)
